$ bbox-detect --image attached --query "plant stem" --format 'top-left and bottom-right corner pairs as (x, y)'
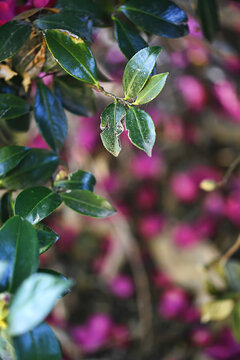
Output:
(92, 85), (133, 107)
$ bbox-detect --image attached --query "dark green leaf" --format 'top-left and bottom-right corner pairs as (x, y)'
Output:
(61, 189), (116, 218)
(35, 11), (93, 42)
(0, 20), (32, 62)
(2, 148), (59, 190)
(122, 46), (162, 99)
(0, 146), (29, 177)
(0, 94), (30, 121)
(55, 76), (96, 117)
(14, 186), (62, 225)
(35, 223), (59, 255)
(197, 0), (219, 41)
(8, 273), (72, 336)
(45, 29), (99, 86)
(13, 322), (62, 360)
(125, 107), (156, 156)
(0, 192), (13, 224)
(119, 0), (189, 38)
(6, 113), (31, 133)
(231, 301), (240, 343)
(112, 16), (148, 60)
(225, 260), (240, 292)
(0, 216), (38, 293)
(54, 169), (96, 192)
(100, 101), (126, 156)
(34, 80), (67, 153)
(133, 72), (169, 105)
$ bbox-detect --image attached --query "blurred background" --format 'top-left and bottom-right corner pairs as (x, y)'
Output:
(4, 1), (240, 359)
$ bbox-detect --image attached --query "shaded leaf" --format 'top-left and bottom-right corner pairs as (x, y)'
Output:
(15, 186), (62, 225)
(54, 169), (96, 192)
(231, 301), (240, 343)
(45, 29), (99, 86)
(13, 322), (62, 360)
(0, 216), (38, 293)
(225, 260), (240, 292)
(0, 146), (30, 177)
(8, 273), (72, 336)
(61, 189), (116, 218)
(112, 16), (148, 60)
(100, 101), (126, 156)
(125, 107), (156, 156)
(197, 0), (219, 41)
(0, 20), (32, 62)
(34, 80), (67, 153)
(133, 72), (169, 105)
(36, 11), (93, 42)
(119, 0), (189, 38)
(6, 113), (31, 133)
(0, 94), (30, 121)
(2, 148), (59, 190)
(35, 223), (59, 255)
(0, 192), (13, 224)
(122, 46), (162, 99)
(55, 76), (96, 117)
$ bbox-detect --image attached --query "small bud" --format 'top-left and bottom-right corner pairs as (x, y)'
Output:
(200, 179), (217, 192)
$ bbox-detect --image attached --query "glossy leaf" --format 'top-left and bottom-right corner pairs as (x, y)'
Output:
(61, 189), (116, 218)
(54, 169), (96, 192)
(13, 322), (62, 360)
(125, 108), (156, 156)
(0, 216), (38, 293)
(122, 46), (162, 99)
(34, 80), (67, 153)
(231, 301), (240, 343)
(0, 261), (7, 282)
(45, 29), (99, 86)
(112, 16), (148, 60)
(133, 73), (169, 105)
(35, 11), (93, 42)
(15, 187), (62, 225)
(38, 269), (70, 297)
(0, 146), (29, 177)
(8, 272), (72, 336)
(100, 101), (126, 157)
(225, 260), (240, 292)
(119, 0), (189, 38)
(0, 94), (30, 121)
(0, 192), (13, 224)
(55, 76), (96, 117)
(35, 223), (59, 255)
(0, 20), (32, 62)
(2, 148), (59, 190)
(197, 0), (219, 41)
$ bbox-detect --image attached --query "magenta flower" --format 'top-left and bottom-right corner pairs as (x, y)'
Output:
(225, 191), (240, 226)
(130, 152), (164, 180)
(214, 81), (240, 122)
(188, 17), (203, 38)
(139, 214), (166, 240)
(170, 171), (199, 203)
(176, 75), (206, 111)
(157, 287), (189, 319)
(203, 192), (225, 218)
(205, 328), (240, 360)
(108, 274), (134, 299)
(173, 223), (199, 248)
(0, 0), (16, 25)
(135, 185), (158, 211)
(191, 326), (213, 347)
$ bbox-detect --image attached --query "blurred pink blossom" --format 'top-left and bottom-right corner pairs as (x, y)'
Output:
(76, 115), (100, 153)
(135, 185), (158, 211)
(191, 326), (213, 347)
(130, 152), (164, 180)
(170, 171), (199, 203)
(27, 133), (49, 149)
(203, 192), (225, 217)
(108, 274), (134, 299)
(152, 271), (173, 289)
(158, 287), (189, 319)
(0, 0), (15, 25)
(173, 223), (199, 248)
(139, 214), (166, 239)
(214, 81), (240, 121)
(205, 328), (240, 360)
(188, 17), (203, 38)
(225, 191), (240, 226)
(176, 75), (206, 111)
(193, 216), (217, 239)
(111, 324), (130, 347)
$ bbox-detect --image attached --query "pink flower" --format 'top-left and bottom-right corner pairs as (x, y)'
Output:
(0, 0), (16, 25)
(203, 192), (225, 217)
(152, 271), (172, 289)
(158, 287), (189, 319)
(173, 223), (199, 248)
(170, 171), (199, 203)
(214, 81), (240, 121)
(135, 185), (158, 211)
(176, 75), (206, 111)
(188, 17), (203, 38)
(27, 133), (49, 149)
(205, 328), (240, 360)
(139, 214), (166, 239)
(76, 115), (100, 153)
(191, 327), (213, 347)
(130, 152), (164, 180)
(111, 324), (130, 347)
(193, 216), (217, 239)
(108, 274), (134, 299)
(225, 191), (240, 226)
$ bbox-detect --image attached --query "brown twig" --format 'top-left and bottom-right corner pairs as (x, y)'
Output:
(217, 154), (240, 188)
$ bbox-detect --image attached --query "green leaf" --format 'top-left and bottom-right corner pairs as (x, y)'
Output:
(225, 260), (240, 292)
(231, 301), (240, 343)
(112, 16), (148, 60)
(0, 94), (30, 121)
(118, 0), (189, 39)
(100, 101), (126, 157)
(55, 76), (96, 117)
(197, 0), (219, 41)
(61, 189), (116, 218)
(125, 107), (156, 156)
(2, 148), (59, 190)
(14, 186), (62, 225)
(34, 80), (67, 153)
(133, 73), (169, 105)
(0, 216), (38, 293)
(54, 169), (96, 192)
(13, 322), (62, 360)
(38, 269), (70, 297)
(45, 29), (99, 86)
(0, 261), (8, 282)
(35, 11), (93, 42)
(35, 223), (59, 255)
(0, 20), (32, 62)
(6, 113), (31, 133)
(122, 46), (162, 99)
(0, 192), (13, 224)
(0, 146), (29, 177)
(8, 273), (72, 336)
